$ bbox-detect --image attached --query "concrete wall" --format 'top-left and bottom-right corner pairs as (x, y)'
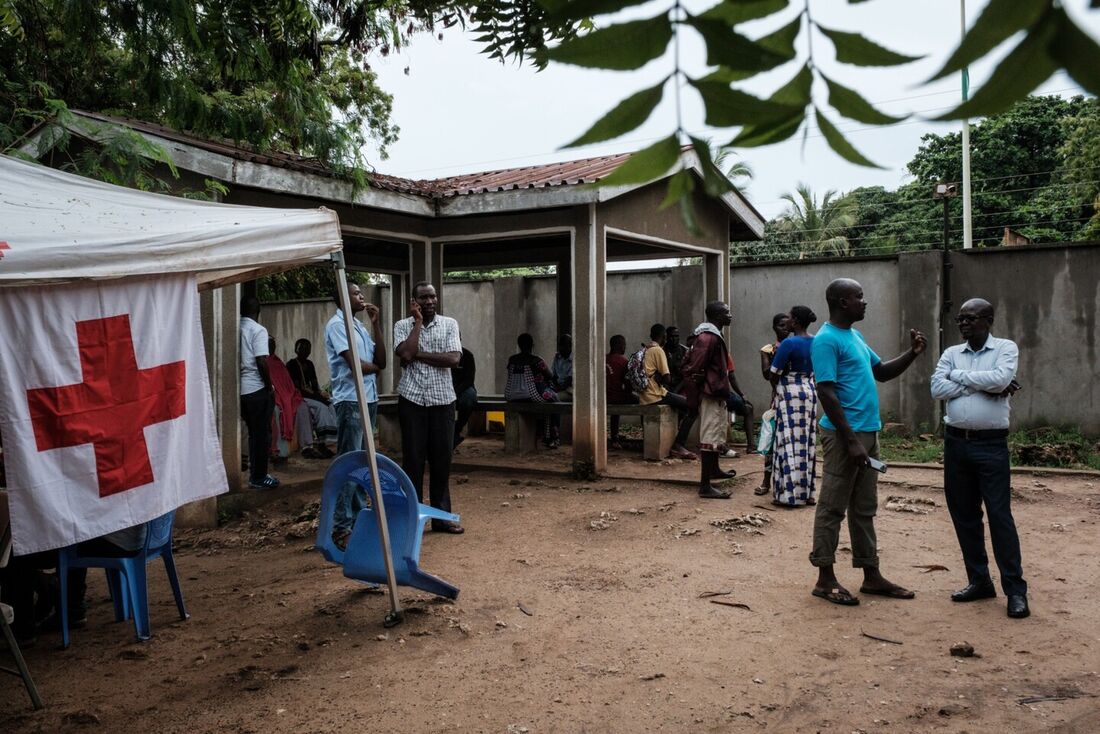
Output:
(253, 243), (1100, 434)
(729, 256), (906, 424)
(951, 243), (1100, 433)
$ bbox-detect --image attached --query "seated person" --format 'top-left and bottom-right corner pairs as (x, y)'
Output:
(0, 522), (146, 642)
(637, 323), (697, 460)
(505, 333), (560, 448)
(452, 347), (477, 449)
(288, 337), (339, 447)
(606, 334), (637, 447)
(268, 337), (336, 459)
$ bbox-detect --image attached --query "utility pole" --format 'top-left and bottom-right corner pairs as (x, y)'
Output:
(961, 0), (973, 249)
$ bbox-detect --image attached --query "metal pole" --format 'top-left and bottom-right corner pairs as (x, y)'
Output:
(332, 252), (403, 627)
(961, 0), (973, 249)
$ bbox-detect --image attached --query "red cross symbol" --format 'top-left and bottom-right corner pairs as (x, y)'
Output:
(27, 315), (186, 497)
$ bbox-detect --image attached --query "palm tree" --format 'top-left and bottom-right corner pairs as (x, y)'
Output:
(712, 145), (754, 188)
(774, 184), (858, 258)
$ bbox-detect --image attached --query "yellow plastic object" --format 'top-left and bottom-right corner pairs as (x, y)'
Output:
(487, 410), (505, 432)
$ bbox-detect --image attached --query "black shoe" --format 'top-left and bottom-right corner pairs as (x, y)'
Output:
(1007, 594), (1030, 618)
(698, 484), (731, 499)
(38, 610), (87, 632)
(951, 580), (997, 602)
(432, 522), (465, 534)
(709, 468), (737, 480)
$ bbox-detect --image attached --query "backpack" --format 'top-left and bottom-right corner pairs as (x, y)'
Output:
(625, 346), (650, 393)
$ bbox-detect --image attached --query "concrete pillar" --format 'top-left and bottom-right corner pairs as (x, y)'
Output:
(703, 251), (730, 339)
(184, 283), (240, 527)
(556, 255), (573, 338)
(571, 205), (607, 473)
(389, 273), (408, 393)
(410, 240), (444, 306)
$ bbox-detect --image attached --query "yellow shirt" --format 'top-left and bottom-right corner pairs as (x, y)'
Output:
(638, 343), (669, 405)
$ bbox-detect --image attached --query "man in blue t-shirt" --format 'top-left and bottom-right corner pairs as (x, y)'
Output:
(809, 278), (927, 606)
(324, 282), (387, 549)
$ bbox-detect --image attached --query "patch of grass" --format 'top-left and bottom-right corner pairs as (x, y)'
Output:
(1008, 426), (1100, 469)
(878, 433), (944, 464)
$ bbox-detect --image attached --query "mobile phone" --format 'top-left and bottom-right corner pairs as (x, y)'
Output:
(867, 457), (888, 474)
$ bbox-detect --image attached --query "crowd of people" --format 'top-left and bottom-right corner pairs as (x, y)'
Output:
(230, 274), (1033, 619)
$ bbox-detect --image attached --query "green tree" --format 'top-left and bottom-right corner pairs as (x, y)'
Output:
(0, 0), (579, 188)
(773, 184), (857, 258)
(1056, 97), (1100, 239)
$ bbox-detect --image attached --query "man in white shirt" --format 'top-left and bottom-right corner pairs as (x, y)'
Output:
(239, 296), (278, 490)
(394, 282), (464, 534)
(931, 297), (1028, 619)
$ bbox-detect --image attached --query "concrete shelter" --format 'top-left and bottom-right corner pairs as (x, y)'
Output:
(25, 111), (765, 478)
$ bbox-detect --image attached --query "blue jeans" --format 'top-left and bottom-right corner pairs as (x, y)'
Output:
(944, 432), (1026, 596)
(333, 400), (378, 533)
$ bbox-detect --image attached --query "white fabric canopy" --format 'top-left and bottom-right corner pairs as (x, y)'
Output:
(0, 154), (342, 287)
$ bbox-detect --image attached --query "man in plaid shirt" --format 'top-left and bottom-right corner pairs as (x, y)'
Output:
(394, 282), (465, 533)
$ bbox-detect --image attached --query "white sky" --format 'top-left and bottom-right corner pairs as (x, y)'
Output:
(365, 0), (1099, 265)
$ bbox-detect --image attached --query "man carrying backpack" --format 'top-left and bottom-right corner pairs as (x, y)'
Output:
(631, 323), (698, 460)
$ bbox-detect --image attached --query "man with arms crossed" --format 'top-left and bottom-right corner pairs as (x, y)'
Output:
(930, 298), (1028, 618)
(810, 278), (927, 605)
(394, 282), (464, 534)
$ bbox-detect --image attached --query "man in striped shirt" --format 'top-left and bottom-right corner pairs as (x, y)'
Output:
(394, 282), (465, 534)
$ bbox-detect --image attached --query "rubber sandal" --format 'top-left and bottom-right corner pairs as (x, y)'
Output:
(812, 587), (860, 606)
(753, 485), (769, 496)
(859, 585), (915, 599)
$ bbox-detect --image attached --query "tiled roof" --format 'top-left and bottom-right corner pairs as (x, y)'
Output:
(67, 111), (644, 199)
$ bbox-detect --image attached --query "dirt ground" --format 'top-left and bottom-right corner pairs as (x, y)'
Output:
(3, 448), (1099, 733)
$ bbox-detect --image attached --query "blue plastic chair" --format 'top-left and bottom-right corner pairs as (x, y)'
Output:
(57, 511), (188, 648)
(316, 451), (460, 599)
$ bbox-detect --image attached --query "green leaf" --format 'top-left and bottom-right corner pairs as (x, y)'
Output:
(565, 79), (667, 147)
(689, 78), (804, 126)
(596, 135), (683, 188)
(1049, 9), (1100, 97)
(771, 63), (813, 105)
(659, 168), (695, 209)
(701, 67), (755, 83)
(817, 25), (922, 66)
(699, 0), (787, 25)
(934, 13), (1058, 120)
(689, 136), (735, 197)
(730, 111), (804, 147)
(545, 0), (647, 21)
(815, 109), (881, 167)
(929, 0), (1047, 81)
(755, 14), (802, 57)
(823, 75), (905, 125)
(687, 16), (792, 72)
(548, 14), (673, 70)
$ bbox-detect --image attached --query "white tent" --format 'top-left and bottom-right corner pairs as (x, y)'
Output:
(0, 153), (341, 287)
(0, 154), (404, 624)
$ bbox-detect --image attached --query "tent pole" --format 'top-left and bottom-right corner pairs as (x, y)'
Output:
(332, 253), (403, 627)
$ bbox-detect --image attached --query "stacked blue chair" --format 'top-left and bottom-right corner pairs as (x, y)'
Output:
(58, 511), (188, 648)
(315, 451), (460, 599)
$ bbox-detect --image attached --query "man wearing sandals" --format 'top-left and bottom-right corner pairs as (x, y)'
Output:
(809, 279), (927, 606)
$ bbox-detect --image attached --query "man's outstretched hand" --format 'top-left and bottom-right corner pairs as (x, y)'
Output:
(909, 328), (928, 355)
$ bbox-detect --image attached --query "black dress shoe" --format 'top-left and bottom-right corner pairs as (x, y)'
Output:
(951, 580), (996, 602)
(1007, 594), (1030, 618)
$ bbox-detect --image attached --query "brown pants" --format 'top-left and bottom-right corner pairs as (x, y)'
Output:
(809, 429), (881, 569)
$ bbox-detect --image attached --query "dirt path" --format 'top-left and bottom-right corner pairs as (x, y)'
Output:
(3, 464), (1099, 733)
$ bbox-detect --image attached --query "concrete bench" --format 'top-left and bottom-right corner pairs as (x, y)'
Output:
(375, 396), (678, 461)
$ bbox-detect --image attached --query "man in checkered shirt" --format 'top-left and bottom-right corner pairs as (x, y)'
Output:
(394, 281), (465, 533)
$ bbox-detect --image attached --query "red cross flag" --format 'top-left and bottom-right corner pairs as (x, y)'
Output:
(0, 274), (228, 554)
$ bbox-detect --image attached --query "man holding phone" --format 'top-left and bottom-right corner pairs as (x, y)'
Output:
(809, 278), (927, 606)
(931, 298), (1028, 618)
(394, 282), (465, 534)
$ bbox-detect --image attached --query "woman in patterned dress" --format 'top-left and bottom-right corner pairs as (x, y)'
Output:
(504, 333), (560, 447)
(754, 313), (790, 495)
(768, 306), (818, 506)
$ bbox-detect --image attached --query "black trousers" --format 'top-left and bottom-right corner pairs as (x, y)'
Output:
(944, 433), (1027, 596)
(454, 386), (478, 441)
(398, 397), (456, 516)
(240, 388), (274, 482)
